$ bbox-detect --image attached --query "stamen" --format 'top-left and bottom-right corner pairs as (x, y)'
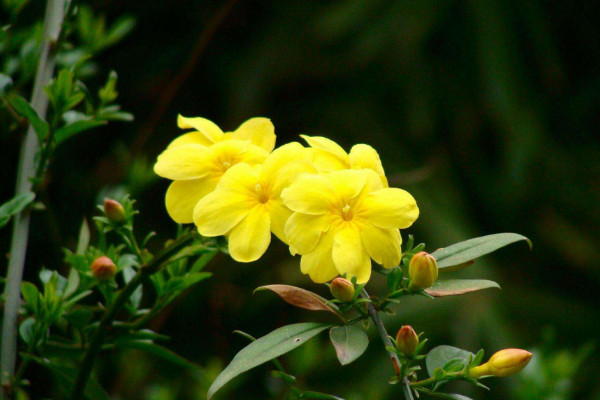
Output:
(342, 204), (351, 214)
(255, 183), (262, 193)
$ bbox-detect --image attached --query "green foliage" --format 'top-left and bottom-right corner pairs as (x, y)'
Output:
(431, 233), (531, 269)
(329, 325), (369, 366)
(208, 323), (332, 399)
(0, 191), (35, 228)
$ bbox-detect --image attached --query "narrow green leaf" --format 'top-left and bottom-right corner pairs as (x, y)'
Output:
(431, 233), (531, 269)
(329, 325), (369, 365)
(54, 119), (106, 144)
(0, 73), (13, 93)
(0, 192), (36, 228)
(425, 279), (500, 297)
(101, 17), (136, 50)
(76, 218), (90, 255)
(208, 323), (331, 399)
(7, 95), (48, 139)
(114, 340), (199, 370)
(298, 390), (345, 399)
(426, 345), (474, 377)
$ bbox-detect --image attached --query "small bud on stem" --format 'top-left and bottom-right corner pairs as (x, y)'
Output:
(103, 198), (126, 224)
(396, 325), (419, 356)
(330, 277), (355, 302)
(408, 251), (438, 290)
(468, 348), (532, 378)
(91, 256), (117, 280)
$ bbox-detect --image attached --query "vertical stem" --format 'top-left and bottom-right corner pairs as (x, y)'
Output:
(1, 0), (66, 393)
(360, 289), (414, 400)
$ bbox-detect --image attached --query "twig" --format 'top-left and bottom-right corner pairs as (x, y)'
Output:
(360, 289), (414, 400)
(1, 0), (66, 395)
(70, 233), (194, 400)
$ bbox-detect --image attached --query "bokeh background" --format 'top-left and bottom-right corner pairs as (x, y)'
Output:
(2, 0), (600, 399)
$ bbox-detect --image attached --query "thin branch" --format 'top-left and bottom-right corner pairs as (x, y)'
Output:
(70, 233), (194, 400)
(1, 0), (66, 395)
(360, 289), (414, 400)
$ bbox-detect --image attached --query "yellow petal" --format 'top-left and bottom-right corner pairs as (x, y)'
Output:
(281, 174), (334, 215)
(332, 225), (371, 283)
(267, 199), (292, 244)
(165, 177), (219, 223)
(228, 205), (271, 262)
(193, 190), (256, 236)
(206, 140), (269, 177)
(177, 115), (223, 144)
(167, 132), (213, 148)
(231, 117), (276, 152)
(349, 144), (388, 187)
(300, 135), (348, 162)
(359, 223), (402, 269)
(261, 142), (315, 194)
(215, 162), (260, 197)
(326, 169), (368, 205)
(300, 230), (339, 283)
(357, 188), (419, 229)
(284, 212), (333, 255)
(154, 144), (211, 180)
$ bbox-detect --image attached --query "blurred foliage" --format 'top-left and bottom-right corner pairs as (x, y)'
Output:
(2, 0), (600, 399)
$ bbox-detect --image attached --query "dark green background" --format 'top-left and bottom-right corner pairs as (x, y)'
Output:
(2, 0), (599, 399)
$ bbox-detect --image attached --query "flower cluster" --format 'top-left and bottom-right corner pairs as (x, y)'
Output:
(154, 116), (419, 283)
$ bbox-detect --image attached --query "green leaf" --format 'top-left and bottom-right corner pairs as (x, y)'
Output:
(7, 95), (48, 140)
(64, 267), (80, 299)
(76, 218), (90, 255)
(21, 281), (40, 312)
(426, 345), (474, 377)
(113, 340), (199, 369)
(207, 323), (331, 399)
(432, 233), (531, 269)
(329, 325), (369, 365)
(425, 393), (474, 400)
(425, 279), (500, 297)
(101, 17), (136, 50)
(0, 191), (36, 228)
(19, 317), (36, 345)
(54, 119), (106, 144)
(297, 390), (345, 399)
(0, 73), (13, 94)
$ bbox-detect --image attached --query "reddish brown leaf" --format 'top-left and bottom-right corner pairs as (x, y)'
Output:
(256, 285), (342, 319)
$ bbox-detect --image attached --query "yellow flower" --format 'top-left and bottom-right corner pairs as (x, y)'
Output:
(154, 116), (276, 224)
(282, 169), (418, 283)
(193, 142), (315, 262)
(301, 135), (388, 187)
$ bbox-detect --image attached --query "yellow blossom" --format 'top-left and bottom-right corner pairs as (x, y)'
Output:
(469, 349), (533, 378)
(153, 116), (276, 224)
(282, 169), (418, 283)
(193, 142), (315, 262)
(301, 135), (388, 187)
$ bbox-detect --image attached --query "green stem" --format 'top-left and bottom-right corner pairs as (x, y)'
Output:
(410, 371), (463, 388)
(70, 233), (194, 400)
(1, 0), (66, 393)
(360, 289), (414, 400)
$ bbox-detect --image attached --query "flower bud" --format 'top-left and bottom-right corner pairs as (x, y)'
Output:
(468, 348), (532, 378)
(330, 277), (355, 302)
(396, 325), (419, 356)
(103, 198), (126, 223)
(408, 251), (438, 290)
(91, 256), (117, 280)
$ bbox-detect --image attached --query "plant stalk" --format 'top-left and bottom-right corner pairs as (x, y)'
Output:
(70, 233), (194, 399)
(1, 0), (66, 393)
(360, 289), (414, 400)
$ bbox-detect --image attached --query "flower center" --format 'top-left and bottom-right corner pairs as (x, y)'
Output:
(341, 204), (353, 221)
(254, 183), (269, 203)
(221, 161), (231, 170)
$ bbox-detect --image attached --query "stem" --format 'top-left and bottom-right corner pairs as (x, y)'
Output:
(1, 0), (66, 393)
(360, 289), (414, 400)
(70, 233), (194, 399)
